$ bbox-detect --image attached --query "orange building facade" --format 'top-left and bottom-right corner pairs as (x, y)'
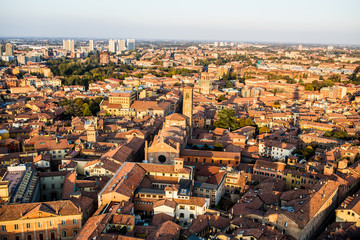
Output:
(0, 201), (82, 240)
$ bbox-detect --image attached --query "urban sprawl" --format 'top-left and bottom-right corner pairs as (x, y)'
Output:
(0, 39), (359, 240)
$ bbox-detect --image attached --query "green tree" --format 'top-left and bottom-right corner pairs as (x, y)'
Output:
(324, 130), (348, 140)
(202, 144), (211, 150)
(305, 84), (314, 91)
(81, 103), (92, 116)
(322, 79), (334, 87)
(273, 100), (281, 108)
(244, 118), (255, 127)
(225, 80), (234, 88)
(74, 98), (84, 106)
(303, 146), (315, 160)
(89, 100), (101, 115)
(217, 95), (226, 102)
(134, 73), (144, 78)
(230, 72), (238, 80)
(94, 96), (103, 105)
(273, 88), (284, 96)
(328, 74), (341, 82)
(214, 108), (240, 131)
(311, 80), (321, 91)
(214, 142), (224, 151)
(259, 126), (270, 134)
(64, 102), (82, 118)
(237, 117), (255, 128)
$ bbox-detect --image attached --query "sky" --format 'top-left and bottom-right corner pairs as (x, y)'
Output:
(1, 0), (360, 45)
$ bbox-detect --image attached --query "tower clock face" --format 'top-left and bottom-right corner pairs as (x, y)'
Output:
(186, 93), (190, 99)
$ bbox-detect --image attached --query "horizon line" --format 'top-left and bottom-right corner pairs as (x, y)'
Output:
(1, 36), (359, 47)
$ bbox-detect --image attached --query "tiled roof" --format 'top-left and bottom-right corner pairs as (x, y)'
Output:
(0, 200), (80, 221)
(188, 214), (231, 234)
(153, 199), (177, 209)
(165, 113), (188, 121)
(337, 189), (360, 216)
(102, 162), (146, 198)
(146, 221), (181, 240)
(130, 100), (171, 110)
(112, 214), (135, 225)
(74, 213), (112, 240)
(61, 171), (76, 200)
(100, 145), (133, 163)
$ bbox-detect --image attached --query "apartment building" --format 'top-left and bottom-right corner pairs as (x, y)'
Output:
(259, 140), (295, 160)
(335, 189), (360, 226)
(0, 200), (82, 240)
(320, 85), (347, 99)
(253, 159), (286, 180)
(263, 180), (341, 240)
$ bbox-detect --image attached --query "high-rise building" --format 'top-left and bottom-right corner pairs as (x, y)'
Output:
(100, 51), (110, 65)
(0, 43), (2, 56)
(17, 55), (28, 65)
(63, 39), (75, 52)
(108, 39), (117, 53)
(127, 39), (135, 50)
(5, 43), (14, 56)
(118, 39), (126, 52)
(183, 86), (193, 135)
(89, 40), (94, 51)
(320, 86), (347, 99)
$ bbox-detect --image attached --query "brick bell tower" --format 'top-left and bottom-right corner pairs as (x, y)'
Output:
(182, 86), (193, 137)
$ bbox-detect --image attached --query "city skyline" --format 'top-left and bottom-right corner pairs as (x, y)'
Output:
(1, 0), (360, 45)
(1, 4), (360, 238)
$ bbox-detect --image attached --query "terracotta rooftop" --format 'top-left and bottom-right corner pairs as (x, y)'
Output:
(146, 220), (181, 240)
(0, 200), (80, 221)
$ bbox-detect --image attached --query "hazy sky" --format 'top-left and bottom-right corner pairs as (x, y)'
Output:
(1, 0), (360, 44)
